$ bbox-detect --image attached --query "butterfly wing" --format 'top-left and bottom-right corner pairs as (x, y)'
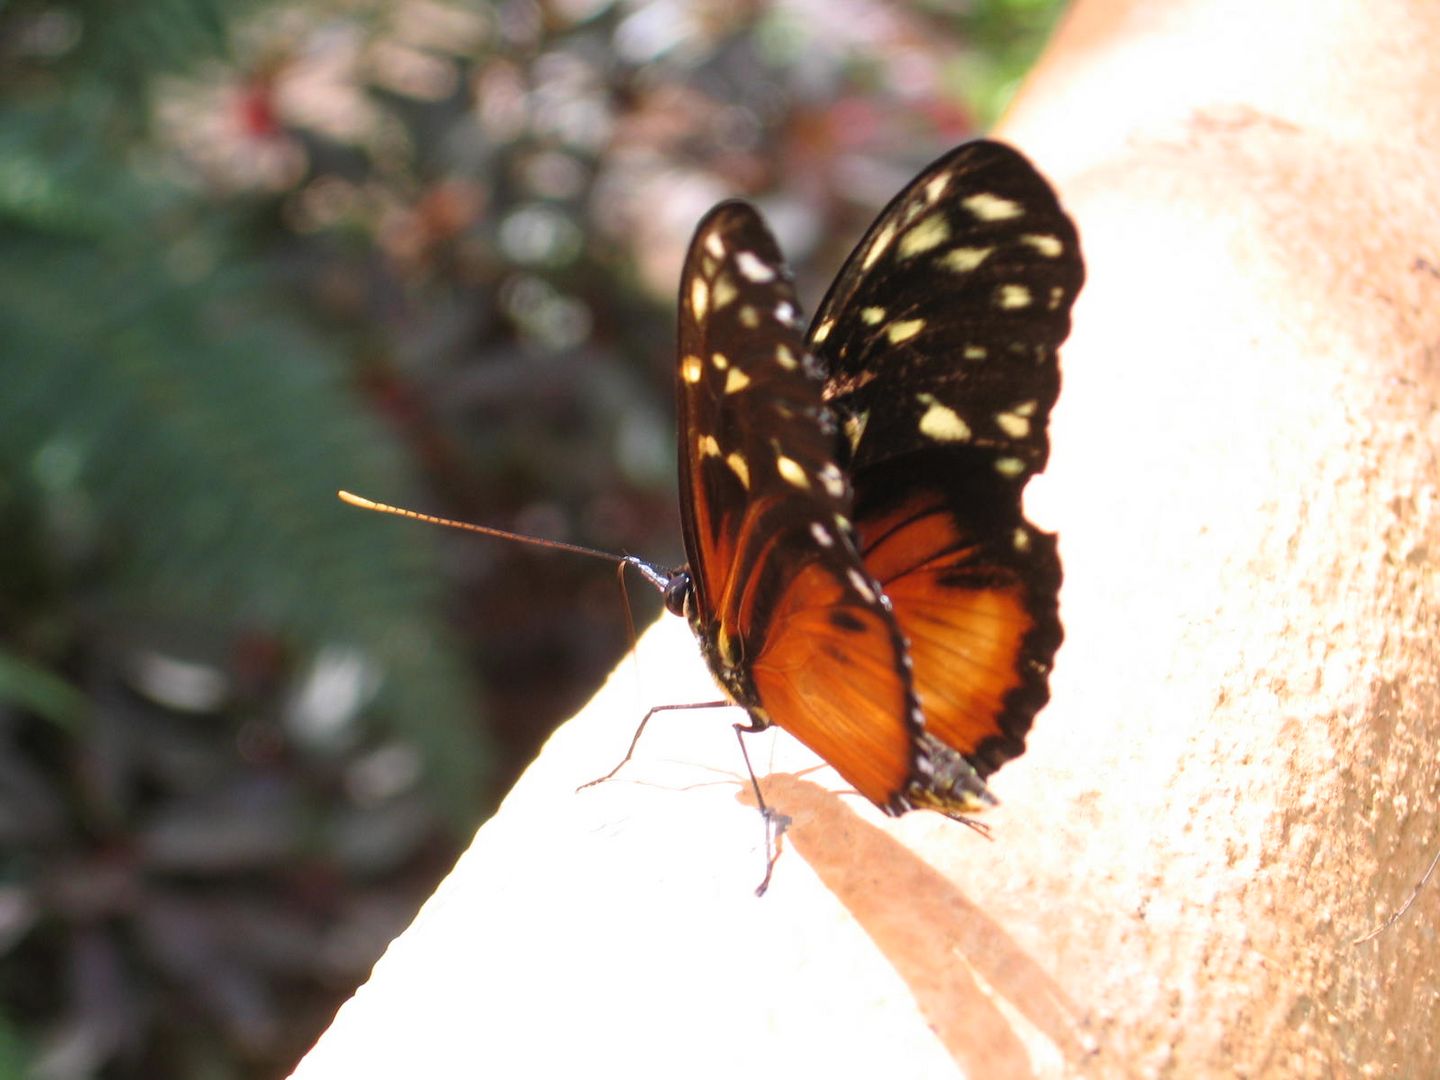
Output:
(675, 203), (992, 813)
(810, 140), (1084, 787)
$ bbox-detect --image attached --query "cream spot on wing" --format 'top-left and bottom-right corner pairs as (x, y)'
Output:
(843, 410), (869, 452)
(726, 452), (750, 488)
(1012, 527), (1031, 552)
(690, 277), (709, 320)
(698, 434), (720, 457)
(1048, 286), (1065, 310)
(775, 344), (798, 369)
(735, 251), (776, 282)
(712, 273), (737, 310)
(776, 455), (809, 489)
(711, 352), (729, 370)
(994, 457), (1026, 477)
(861, 306), (886, 325)
(809, 521), (835, 548)
(681, 354), (704, 383)
(724, 368), (751, 394)
(998, 284), (1032, 309)
(817, 463), (845, 499)
(862, 221), (897, 270)
(1021, 233), (1064, 257)
(994, 410), (1031, 438)
(846, 568), (877, 604)
(916, 394), (972, 442)
(1014, 400), (1038, 417)
(939, 246), (994, 273)
(886, 318), (926, 344)
(739, 305), (759, 328)
(963, 192), (1023, 221)
(704, 230), (725, 258)
(898, 214), (950, 259)
(963, 345), (987, 360)
(924, 173), (950, 205)
(812, 318), (835, 344)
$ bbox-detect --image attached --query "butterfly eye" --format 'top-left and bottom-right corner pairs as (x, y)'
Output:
(662, 572), (691, 618)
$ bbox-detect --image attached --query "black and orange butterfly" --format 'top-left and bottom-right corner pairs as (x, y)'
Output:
(648, 139), (1083, 821)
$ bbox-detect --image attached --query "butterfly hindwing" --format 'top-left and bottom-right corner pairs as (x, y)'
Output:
(810, 140), (1083, 786)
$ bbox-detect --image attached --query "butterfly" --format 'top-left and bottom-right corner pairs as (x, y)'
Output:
(652, 139), (1084, 821)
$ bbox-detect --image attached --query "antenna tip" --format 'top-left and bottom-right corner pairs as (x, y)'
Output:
(337, 490), (376, 509)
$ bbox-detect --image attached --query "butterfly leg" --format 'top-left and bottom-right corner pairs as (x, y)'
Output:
(731, 722), (792, 897)
(575, 699), (731, 792)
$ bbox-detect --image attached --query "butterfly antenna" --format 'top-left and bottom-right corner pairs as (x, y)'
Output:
(340, 489), (678, 738)
(339, 490), (650, 565)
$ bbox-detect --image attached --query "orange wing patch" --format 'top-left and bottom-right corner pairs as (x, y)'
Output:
(858, 489), (1036, 767)
(750, 561), (915, 809)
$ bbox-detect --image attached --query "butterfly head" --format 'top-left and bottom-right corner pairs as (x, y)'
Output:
(661, 568), (692, 619)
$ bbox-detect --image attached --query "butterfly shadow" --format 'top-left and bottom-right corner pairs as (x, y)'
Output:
(745, 774), (1095, 1077)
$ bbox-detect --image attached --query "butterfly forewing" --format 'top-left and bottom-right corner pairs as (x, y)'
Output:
(812, 140), (1081, 479)
(675, 202), (950, 812)
(809, 141), (1081, 797)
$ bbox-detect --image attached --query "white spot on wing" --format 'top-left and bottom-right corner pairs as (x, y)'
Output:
(809, 522), (835, 548)
(939, 246), (994, 273)
(843, 410), (869, 452)
(704, 230), (725, 258)
(775, 300), (798, 326)
(735, 251), (776, 282)
(963, 192), (1023, 221)
(817, 463), (845, 499)
(681, 355), (704, 383)
(886, 318), (926, 344)
(711, 352), (729, 370)
(724, 368), (751, 394)
(917, 394), (971, 442)
(712, 274), (737, 310)
(812, 318), (835, 344)
(862, 221), (897, 270)
(994, 410), (1031, 438)
(690, 277), (709, 320)
(924, 173), (950, 205)
(861, 306), (886, 325)
(1021, 233), (1064, 257)
(846, 568), (877, 604)
(726, 452), (751, 488)
(998, 284), (1032, 309)
(898, 215), (950, 259)
(776, 455), (809, 489)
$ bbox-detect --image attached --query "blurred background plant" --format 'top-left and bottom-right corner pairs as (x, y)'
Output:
(0, 0), (1066, 1074)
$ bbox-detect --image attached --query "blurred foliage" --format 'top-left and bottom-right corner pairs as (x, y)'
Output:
(0, 0), (1066, 1075)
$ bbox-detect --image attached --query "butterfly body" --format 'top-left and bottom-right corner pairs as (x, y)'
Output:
(664, 140), (1083, 820)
